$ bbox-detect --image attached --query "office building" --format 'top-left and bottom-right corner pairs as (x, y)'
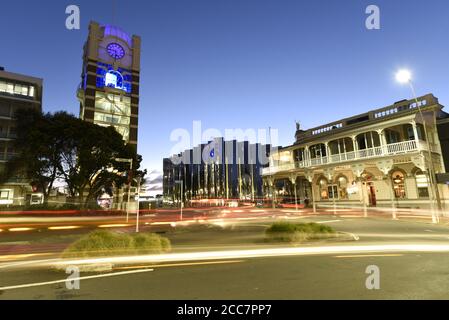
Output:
(0, 67), (43, 205)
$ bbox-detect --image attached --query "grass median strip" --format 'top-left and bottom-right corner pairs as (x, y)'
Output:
(61, 230), (172, 258)
(265, 222), (338, 243)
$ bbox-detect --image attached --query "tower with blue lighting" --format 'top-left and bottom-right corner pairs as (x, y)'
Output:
(77, 21), (141, 148)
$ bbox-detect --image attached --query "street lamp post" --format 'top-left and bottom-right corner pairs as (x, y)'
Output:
(175, 180), (183, 221)
(135, 176), (142, 233)
(396, 69), (441, 223)
(115, 158), (133, 222)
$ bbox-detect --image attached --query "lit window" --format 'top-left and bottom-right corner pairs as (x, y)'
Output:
(338, 176), (348, 199)
(415, 170), (429, 198)
(0, 190), (10, 200)
(13, 84), (21, 95)
(392, 171), (406, 199)
(29, 86), (35, 97)
(319, 178), (328, 200)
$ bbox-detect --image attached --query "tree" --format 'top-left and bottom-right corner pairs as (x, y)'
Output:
(1, 109), (62, 203)
(2, 110), (146, 208)
(60, 120), (145, 207)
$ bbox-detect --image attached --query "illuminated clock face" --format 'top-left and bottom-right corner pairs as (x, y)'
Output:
(106, 43), (125, 60)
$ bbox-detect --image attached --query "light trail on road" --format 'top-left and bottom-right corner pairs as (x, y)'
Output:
(3, 243), (449, 272)
(0, 268), (155, 291)
(334, 254), (404, 258)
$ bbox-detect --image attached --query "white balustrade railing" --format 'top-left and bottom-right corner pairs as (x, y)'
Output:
(262, 139), (427, 175)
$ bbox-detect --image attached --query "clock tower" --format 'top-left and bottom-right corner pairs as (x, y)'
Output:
(77, 21), (141, 148)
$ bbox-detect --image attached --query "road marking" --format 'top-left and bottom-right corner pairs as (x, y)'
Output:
(0, 253), (53, 262)
(8, 227), (35, 232)
(339, 215), (363, 218)
(114, 259), (244, 271)
(98, 224), (131, 228)
(334, 254), (404, 258)
(316, 220), (342, 224)
(0, 268), (155, 291)
(348, 233), (360, 241)
(398, 215), (431, 219)
(48, 226), (81, 231)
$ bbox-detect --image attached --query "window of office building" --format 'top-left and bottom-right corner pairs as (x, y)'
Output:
(8, 126), (17, 138)
(94, 92), (131, 141)
(95, 92), (131, 116)
(0, 81), (35, 98)
(392, 171), (406, 199)
(0, 125), (6, 138)
(0, 189), (10, 200)
(94, 112), (130, 126)
(0, 103), (10, 117)
(415, 170), (429, 198)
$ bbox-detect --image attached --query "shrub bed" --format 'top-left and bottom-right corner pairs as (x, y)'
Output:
(61, 230), (171, 258)
(265, 222), (336, 243)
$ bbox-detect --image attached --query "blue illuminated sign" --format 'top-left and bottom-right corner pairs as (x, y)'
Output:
(96, 63), (132, 93)
(105, 70), (125, 91)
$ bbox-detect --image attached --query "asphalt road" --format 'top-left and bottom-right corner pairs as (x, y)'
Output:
(2, 215), (449, 299)
(2, 251), (449, 299)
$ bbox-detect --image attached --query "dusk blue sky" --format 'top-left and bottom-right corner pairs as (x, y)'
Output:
(2, 0), (449, 188)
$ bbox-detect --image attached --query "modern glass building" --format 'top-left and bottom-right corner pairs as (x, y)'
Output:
(163, 138), (273, 205)
(77, 21), (141, 148)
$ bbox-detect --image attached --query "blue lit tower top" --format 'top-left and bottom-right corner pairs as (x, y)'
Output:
(78, 21), (141, 147)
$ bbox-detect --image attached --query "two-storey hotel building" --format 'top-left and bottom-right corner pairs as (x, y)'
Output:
(262, 94), (449, 212)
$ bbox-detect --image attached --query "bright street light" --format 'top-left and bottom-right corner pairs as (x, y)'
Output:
(395, 69), (441, 223)
(395, 69), (412, 84)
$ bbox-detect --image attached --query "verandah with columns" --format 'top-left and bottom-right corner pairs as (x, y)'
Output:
(262, 95), (449, 215)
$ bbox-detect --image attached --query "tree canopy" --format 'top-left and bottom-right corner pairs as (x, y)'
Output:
(1, 109), (146, 207)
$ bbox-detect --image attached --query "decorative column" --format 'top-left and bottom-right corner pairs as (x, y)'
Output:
(266, 176), (275, 210)
(376, 159), (396, 220)
(305, 146), (310, 167)
(378, 129), (388, 155)
(411, 121), (420, 151)
(289, 174), (299, 212)
(352, 136), (359, 159)
(305, 170), (316, 213)
(324, 168), (336, 214)
(351, 163), (367, 217)
(324, 142), (330, 164)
